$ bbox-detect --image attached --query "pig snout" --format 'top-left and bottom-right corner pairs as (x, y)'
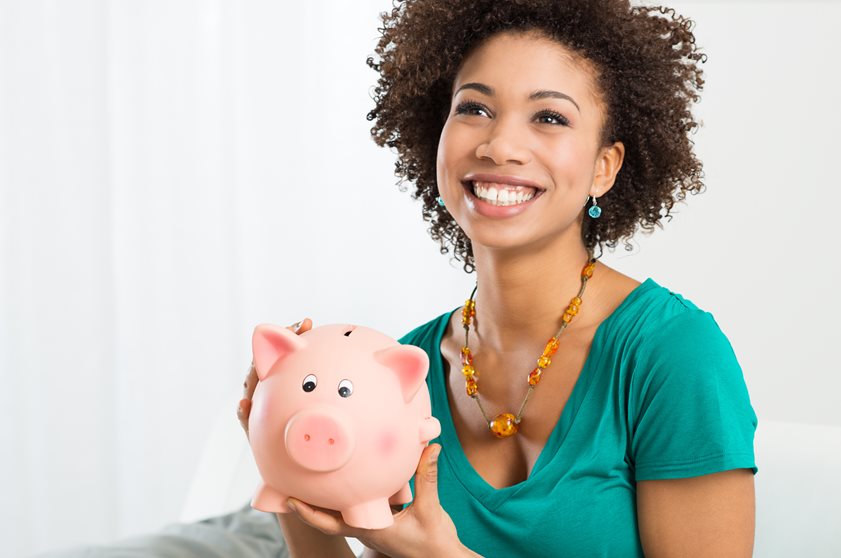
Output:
(284, 408), (355, 472)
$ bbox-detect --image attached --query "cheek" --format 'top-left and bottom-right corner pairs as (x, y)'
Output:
(437, 121), (473, 179)
(540, 138), (597, 186)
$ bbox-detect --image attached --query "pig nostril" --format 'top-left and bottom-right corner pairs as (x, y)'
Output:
(304, 434), (310, 442)
(328, 438), (335, 445)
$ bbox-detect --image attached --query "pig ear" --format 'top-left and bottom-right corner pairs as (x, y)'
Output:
(252, 324), (307, 381)
(374, 345), (429, 403)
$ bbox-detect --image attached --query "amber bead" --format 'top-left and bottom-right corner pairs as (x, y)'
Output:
(582, 263), (596, 279)
(571, 297), (582, 307)
(462, 364), (476, 377)
(562, 312), (573, 324)
(461, 347), (473, 366)
(566, 304), (579, 316)
(537, 355), (551, 368)
(489, 413), (519, 438)
(528, 368), (542, 386)
(462, 301), (475, 325)
(465, 378), (478, 397)
(543, 337), (560, 357)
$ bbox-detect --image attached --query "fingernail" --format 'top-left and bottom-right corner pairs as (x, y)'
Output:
(287, 499), (297, 512)
(290, 320), (302, 330)
(430, 445), (441, 461)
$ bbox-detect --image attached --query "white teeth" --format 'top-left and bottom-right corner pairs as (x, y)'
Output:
(471, 181), (538, 206)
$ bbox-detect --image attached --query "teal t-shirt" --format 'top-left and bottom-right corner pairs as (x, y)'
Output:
(399, 278), (758, 557)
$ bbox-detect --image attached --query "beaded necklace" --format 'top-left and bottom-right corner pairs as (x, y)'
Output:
(460, 256), (597, 438)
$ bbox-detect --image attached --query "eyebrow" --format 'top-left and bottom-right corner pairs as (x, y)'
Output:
(454, 82), (581, 113)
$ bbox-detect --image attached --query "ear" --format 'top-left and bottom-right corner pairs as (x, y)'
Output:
(374, 345), (429, 403)
(591, 140), (625, 197)
(252, 324), (308, 381)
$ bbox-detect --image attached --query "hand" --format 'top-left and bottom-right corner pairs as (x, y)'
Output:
(237, 318), (313, 440)
(286, 444), (477, 558)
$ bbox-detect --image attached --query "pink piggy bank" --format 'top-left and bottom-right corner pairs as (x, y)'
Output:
(248, 323), (441, 529)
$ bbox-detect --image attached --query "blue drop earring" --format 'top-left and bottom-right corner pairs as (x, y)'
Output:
(436, 195), (446, 208)
(588, 195), (602, 219)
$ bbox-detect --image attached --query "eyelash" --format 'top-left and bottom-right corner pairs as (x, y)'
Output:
(453, 100), (570, 127)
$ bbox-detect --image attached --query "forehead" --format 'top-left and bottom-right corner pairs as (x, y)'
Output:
(453, 31), (603, 112)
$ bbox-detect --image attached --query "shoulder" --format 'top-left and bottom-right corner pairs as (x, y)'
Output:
(604, 279), (750, 418)
(621, 279), (737, 369)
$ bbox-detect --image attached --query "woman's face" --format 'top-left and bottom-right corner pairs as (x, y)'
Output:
(436, 31), (623, 256)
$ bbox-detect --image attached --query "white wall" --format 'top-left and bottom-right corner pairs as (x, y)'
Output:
(0, 1), (838, 556)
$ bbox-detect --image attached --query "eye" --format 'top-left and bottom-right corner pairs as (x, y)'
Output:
(302, 374), (317, 392)
(454, 100), (491, 118)
(337, 379), (353, 398)
(534, 109), (570, 126)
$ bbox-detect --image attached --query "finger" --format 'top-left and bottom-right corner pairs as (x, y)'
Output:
(286, 317), (312, 334)
(287, 498), (358, 538)
(295, 317), (313, 334)
(237, 398), (252, 436)
(242, 362), (259, 400)
(412, 444), (442, 509)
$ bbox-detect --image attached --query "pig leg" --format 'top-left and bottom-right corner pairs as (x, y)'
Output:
(388, 482), (413, 506)
(341, 499), (395, 529)
(251, 482), (292, 513)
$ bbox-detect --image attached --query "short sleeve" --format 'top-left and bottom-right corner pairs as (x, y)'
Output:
(629, 310), (758, 481)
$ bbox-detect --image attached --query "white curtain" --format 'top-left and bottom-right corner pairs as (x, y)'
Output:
(2, 1), (839, 556)
(0, 1), (472, 555)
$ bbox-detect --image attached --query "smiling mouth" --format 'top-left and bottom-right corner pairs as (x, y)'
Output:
(463, 180), (544, 206)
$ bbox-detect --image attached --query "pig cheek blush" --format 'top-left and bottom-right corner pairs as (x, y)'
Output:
(378, 430), (397, 456)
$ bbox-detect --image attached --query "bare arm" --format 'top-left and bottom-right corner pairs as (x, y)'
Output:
(637, 469), (755, 558)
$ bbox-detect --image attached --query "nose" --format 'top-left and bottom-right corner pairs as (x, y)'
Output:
(475, 116), (532, 166)
(285, 408), (355, 472)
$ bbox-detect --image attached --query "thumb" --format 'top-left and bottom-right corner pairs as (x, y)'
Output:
(413, 443), (441, 508)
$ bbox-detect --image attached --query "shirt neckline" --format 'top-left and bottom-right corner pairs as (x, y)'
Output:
(427, 277), (658, 509)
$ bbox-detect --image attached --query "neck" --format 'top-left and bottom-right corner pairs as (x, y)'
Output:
(469, 233), (592, 353)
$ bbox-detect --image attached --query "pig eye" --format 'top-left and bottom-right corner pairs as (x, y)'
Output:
(337, 379), (353, 398)
(302, 374), (317, 392)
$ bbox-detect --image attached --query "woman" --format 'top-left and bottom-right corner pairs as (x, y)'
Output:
(238, 1), (758, 556)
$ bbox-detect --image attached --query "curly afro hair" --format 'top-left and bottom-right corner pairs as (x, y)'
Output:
(366, 0), (707, 272)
